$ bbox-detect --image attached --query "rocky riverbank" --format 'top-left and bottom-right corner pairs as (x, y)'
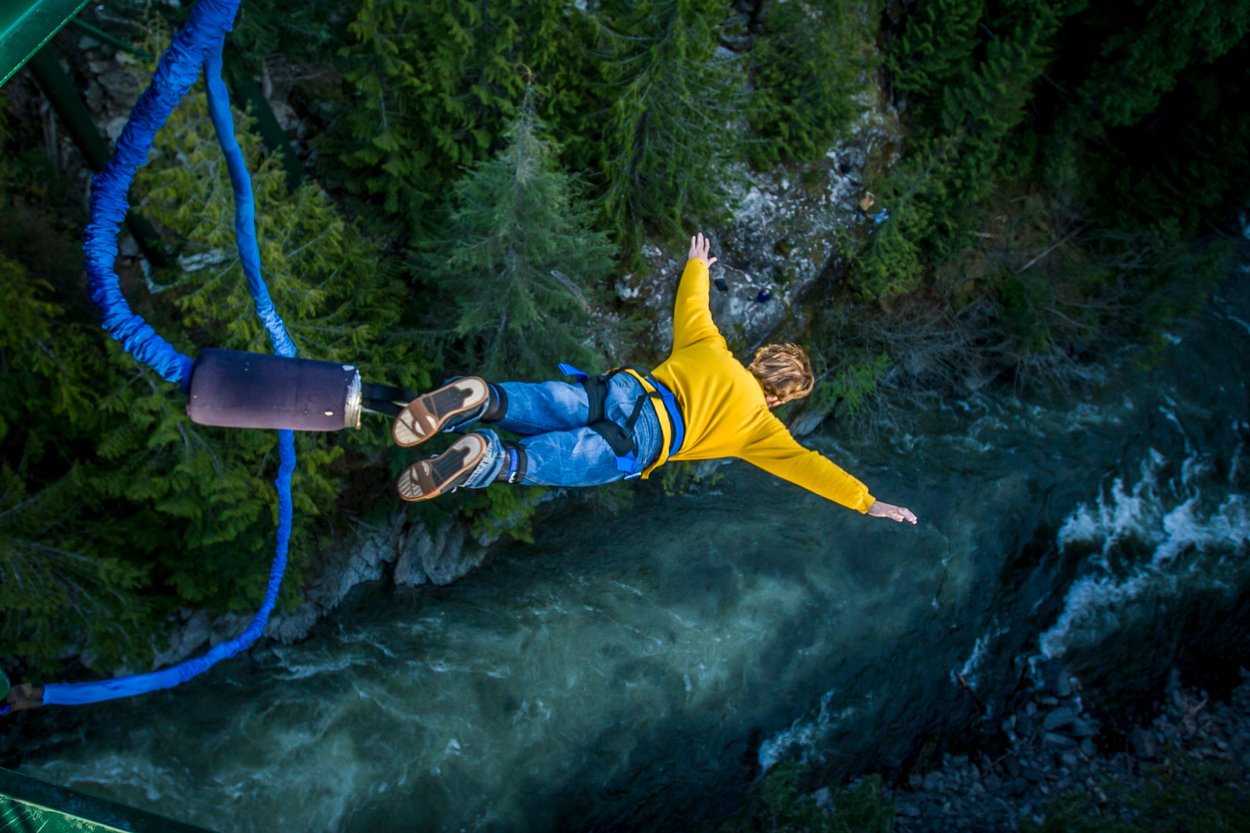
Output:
(888, 663), (1250, 831)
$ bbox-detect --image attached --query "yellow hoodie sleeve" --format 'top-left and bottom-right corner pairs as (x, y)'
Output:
(741, 418), (876, 513)
(671, 258), (722, 352)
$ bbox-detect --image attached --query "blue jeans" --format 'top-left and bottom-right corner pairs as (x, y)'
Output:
(448, 373), (665, 489)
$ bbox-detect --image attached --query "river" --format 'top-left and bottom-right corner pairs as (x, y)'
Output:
(13, 272), (1250, 832)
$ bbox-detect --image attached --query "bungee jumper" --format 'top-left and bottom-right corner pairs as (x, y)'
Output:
(389, 233), (919, 525)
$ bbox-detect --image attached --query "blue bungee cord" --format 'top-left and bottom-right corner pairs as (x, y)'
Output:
(14, 0), (298, 709)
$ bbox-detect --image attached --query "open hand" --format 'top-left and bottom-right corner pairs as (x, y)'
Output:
(867, 500), (918, 524)
(688, 233), (718, 267)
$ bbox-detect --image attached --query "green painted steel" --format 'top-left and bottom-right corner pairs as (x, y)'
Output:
(0, 0), (92, 87)
(0, 768), (218, 833)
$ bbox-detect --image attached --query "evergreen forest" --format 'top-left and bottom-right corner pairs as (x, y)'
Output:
(1, 0), (1248, 679)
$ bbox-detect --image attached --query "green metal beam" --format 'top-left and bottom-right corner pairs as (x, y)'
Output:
(0, 0), (92, 87)
(67, 17), (154, 62)
(222, 45), (305, 191)
(0, 768), (218, 833)
(10, 6), (305, 192)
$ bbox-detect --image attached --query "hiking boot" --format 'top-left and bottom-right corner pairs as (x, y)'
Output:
(397, 433), (489, 502)
(392, 376), (491, 448)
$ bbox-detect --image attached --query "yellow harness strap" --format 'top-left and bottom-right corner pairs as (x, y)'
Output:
(617, 368), (675, 479)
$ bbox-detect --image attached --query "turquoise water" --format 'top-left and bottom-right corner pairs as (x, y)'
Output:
(15, 277), (1250, 832)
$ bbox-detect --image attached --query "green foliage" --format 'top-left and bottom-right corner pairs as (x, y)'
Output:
(710, 763), (895, 833)
(844, 0), (1246, 382)
(939, 11), (1059, 204)
(844, 139), (954, 300)
(0, 252), (154, 673)
(0, 96), (158, 671)
(597, 0), (742, 250)
(231, 0), (351, 66)
(121, 77), (422, 609)
(1084, 41), (1250, 239)
(332, 0), (576, 238)
(888, 0), (983, 118)
(809, 353), (892, 423)
(0, 465), (153, 674)
(846, 193), (932, 300)
(883, 1), (1062, 219)
(746, 0), (874, 167)
(1068, 0), (1250, 129)
(421, 90), (616, 381)
(462, 484), (545, 545)
(658, 460), (724, 497)
(1021, 750), (1250, 833)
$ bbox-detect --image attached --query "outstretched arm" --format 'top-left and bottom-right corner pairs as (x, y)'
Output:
(743, 422), (918, 523)
(671, 233), (723, 351)
(867, 500), (918, 524)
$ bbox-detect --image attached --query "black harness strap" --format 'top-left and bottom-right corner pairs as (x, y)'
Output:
(582, 375), (608, 425)
(482, 382), (507, 422)
(361, 382), (418, 417)
(580, 370), (652, 458)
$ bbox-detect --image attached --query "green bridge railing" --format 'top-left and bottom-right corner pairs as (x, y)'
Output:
(0, 0), (91, 86)
(1, 767), (217, 833)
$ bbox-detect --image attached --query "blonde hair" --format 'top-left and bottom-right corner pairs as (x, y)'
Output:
(747, 343), (814, 404)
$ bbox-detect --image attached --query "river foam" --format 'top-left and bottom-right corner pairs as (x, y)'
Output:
(1040, 443), (1250, 661)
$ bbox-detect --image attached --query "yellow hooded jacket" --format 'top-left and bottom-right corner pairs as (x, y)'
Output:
(642, 258), (875, 513)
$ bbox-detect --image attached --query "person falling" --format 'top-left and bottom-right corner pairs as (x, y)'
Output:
(391, 232), (917, 526)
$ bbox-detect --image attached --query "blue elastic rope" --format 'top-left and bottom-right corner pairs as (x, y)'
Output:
(81, 1), (250, 383)
(41, 0), (298, 708)
(203, 39), (294, 359)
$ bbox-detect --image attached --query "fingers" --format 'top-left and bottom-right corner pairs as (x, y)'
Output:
(869, 501), (919, 524)
(885, 505), (918, 524)
(689, 233), (714, 263)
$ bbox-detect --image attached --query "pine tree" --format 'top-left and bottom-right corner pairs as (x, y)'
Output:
(597, 0), (742, 250)
(1073, 0), (1250, 128)
(888, 0), (985, 124)
(423, 88), (617, 381)
(333, 0), (574, 240)
(0, 252), (155, 673)
(938, 7), (1061, 204)
(747, 0), (872, 167)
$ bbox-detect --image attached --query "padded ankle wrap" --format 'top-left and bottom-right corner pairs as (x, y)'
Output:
(482, 383), (508, 422)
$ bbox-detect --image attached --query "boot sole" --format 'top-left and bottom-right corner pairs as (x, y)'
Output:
(392, 377), (490, 448)
(397, 433), (489, 502)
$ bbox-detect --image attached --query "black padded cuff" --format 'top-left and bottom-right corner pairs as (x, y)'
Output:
(482, 382), (508, 422)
